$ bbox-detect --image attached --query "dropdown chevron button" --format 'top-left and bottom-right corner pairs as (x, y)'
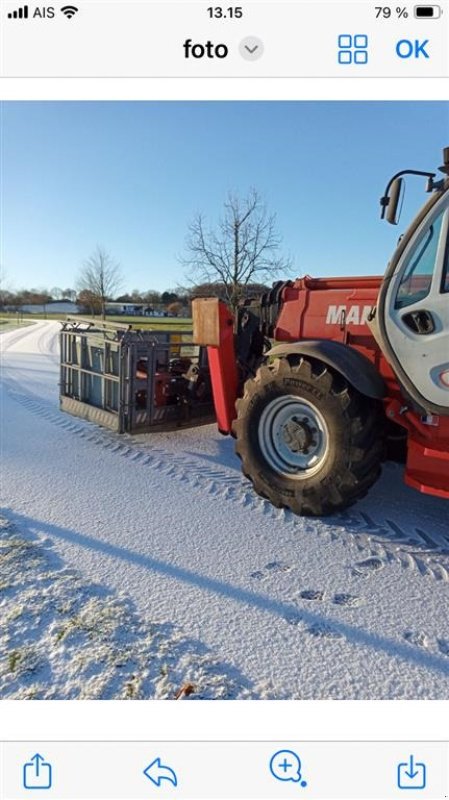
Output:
(239, 36), (264, 61)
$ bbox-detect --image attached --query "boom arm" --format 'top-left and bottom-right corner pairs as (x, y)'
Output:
(192, 298), (238, 434)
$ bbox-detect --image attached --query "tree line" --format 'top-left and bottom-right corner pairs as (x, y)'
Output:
(2, 189), (291, 318)
(0, 282), (192, 315)
(0, 281), (274, 317)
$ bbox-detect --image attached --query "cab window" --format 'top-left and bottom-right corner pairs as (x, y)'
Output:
(441, 236), (449, 293)
(395, 209), (444, 309)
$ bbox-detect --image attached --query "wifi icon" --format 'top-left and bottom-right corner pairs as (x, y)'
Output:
(61, 5), (78, 18)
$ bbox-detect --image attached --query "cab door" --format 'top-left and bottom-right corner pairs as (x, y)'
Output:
(379, 190), (449, 414)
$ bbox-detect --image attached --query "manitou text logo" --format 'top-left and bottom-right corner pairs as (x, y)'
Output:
(326, 305), (373, 325)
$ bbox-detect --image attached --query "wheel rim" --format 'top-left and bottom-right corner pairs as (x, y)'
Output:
(258, 395), (329, 478)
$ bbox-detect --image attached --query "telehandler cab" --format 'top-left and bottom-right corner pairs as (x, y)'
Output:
(192, 147), (449, 516)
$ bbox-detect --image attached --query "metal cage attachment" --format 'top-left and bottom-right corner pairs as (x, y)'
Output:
(59, 318), (214, 433)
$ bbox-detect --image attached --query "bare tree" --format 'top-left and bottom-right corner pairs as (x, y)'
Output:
(63, 288), (77, 303)
(167, 301), (183, 317)
(77, 289), (102, 316)
(143, 290), (162, 306)
(0, 267), (10, 310)
(182, 190), (291, 309)
(76, 246), (123, 319)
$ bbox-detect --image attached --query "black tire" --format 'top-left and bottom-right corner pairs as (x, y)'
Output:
(385, 420), (408, 463)
(233, 356), (384, 516)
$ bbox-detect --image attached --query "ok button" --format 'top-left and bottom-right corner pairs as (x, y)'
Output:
(396, 39), (430, 58)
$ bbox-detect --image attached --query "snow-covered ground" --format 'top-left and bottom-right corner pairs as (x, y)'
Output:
(1, 321), (449, 699)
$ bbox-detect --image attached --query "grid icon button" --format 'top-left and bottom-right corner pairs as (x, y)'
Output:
(337, 34), (369, 65)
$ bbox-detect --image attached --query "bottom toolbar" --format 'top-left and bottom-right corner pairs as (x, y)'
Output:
(0, 742), (448, 799)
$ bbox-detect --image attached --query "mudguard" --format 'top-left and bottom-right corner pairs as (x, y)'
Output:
(266, 339), (386, 399)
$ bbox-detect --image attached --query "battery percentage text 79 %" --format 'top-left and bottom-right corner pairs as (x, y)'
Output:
(375, 6), (409, 17)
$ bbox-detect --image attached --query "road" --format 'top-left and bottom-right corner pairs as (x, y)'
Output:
(1, 321), (449, 699)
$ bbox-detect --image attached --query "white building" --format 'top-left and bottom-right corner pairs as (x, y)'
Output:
(17, 300), (81, 315)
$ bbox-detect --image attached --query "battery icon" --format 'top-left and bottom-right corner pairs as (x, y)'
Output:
(414, 5), (442, 17)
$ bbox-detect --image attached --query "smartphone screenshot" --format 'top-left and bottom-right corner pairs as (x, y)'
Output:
(0, 2), (449, 799)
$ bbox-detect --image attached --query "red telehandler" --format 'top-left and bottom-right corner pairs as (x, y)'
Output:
(192, 148), (449, 516)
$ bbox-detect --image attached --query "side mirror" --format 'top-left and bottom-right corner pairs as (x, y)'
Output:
(384, 177), (405, 225)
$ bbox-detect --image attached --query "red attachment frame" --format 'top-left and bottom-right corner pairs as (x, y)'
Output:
(385, 399), (449, 499)
(206, 302), (239, 435)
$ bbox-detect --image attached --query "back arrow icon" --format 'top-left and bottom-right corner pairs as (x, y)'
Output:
(143, 757), (178, 787)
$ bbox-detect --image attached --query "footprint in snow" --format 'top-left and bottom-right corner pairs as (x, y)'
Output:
(250, 570), (265, 581)
(352, 557), (385, 577)
(285, 612), (303, 626)
(307, 622), (343, 640)
(299, 589), (325, 602)
(266, 561), (291, 573)
(332, 593), (363, 608)
(437, 639), (449, 656)
(250, 561), (292, 580)
(404, 630), (430, 649)
(296, 590), (363, 608)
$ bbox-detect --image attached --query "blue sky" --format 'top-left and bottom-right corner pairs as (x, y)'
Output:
(2, 101), (448, 293)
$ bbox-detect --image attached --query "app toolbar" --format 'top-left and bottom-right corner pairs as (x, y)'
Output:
(0, 741), (448, 799)
(1, 1), (447, 78)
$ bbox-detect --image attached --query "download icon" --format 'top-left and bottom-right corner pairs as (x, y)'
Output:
(397, 755), (426, 790)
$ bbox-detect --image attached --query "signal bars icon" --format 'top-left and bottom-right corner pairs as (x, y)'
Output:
(7, 4), (28, 18)
(7, 3), (79, 18)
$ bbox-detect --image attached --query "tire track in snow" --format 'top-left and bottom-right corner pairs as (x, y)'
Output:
(37, 329), (60, 364)
(1, 321), (59, 362)
(0, 322), (41, 352)
(1, 325), (60, 405)
(6, 388), (449, 585)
